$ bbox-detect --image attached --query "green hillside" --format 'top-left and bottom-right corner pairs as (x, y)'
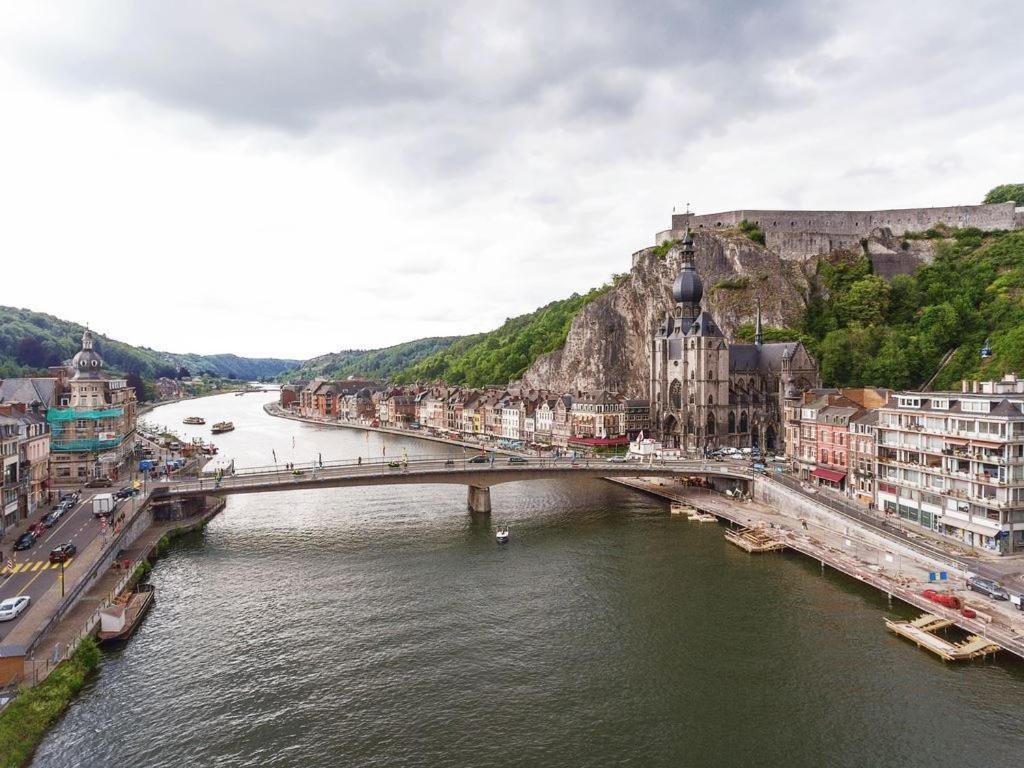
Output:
(0, 306), (299, 380)
(284, 337), (460, 381)
(803, 227), (1024, 390)
(393, 284), (614, 386)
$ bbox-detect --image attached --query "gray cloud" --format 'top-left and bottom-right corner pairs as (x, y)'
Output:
(4, 1), (834, 152)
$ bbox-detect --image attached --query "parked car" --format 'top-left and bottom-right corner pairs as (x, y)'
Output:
(468, 455), (489, 464)
(85, 476), (113, 488)
(0, 596), (31, 622)
(59, 491), (79, 505)
(606, 455), (629, 463)
(29, 522), (48, 537)
(42, 511), (60, 528)
(508, 456), (529, 464)
(49, 543), (77, 563)
(967, 576), (1010, 600)
(13, 532), (36, 551)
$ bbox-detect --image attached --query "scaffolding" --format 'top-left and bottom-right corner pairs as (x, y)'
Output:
(47, 407), (125, 453)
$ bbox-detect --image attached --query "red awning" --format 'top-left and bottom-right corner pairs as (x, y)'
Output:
(812, 467), (846, 483)
(568, 436), (630, 446)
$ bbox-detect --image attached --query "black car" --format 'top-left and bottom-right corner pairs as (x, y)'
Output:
(84, 477), (113, 488)
(14, 532), (36, 551)
(115, 487), (140, 499)
(59, 491), (79, 505)
(49, 543), (77, 563)
(469, 455), (489, 464)
(508, 456), (529, 464)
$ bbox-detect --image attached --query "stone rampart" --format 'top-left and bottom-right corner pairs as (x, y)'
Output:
(655, 201), (1020, 257)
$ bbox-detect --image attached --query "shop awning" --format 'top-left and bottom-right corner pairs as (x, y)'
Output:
(943, 437), (969, 446)
(811, 467), (846, 483)
(971, 439), (1004, 449)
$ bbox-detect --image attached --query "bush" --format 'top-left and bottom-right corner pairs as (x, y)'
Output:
(737, 219), (766, 246)
(0, 638), (101, 767)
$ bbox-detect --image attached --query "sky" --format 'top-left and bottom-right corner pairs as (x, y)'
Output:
(1, 1), (1022, 360)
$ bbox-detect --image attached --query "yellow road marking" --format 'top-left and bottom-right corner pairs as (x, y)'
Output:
(31, 561), (44, 572)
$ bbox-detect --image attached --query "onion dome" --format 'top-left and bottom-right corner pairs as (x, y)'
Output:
(671, 230), (703, 305)
(71, 328), (104, 380)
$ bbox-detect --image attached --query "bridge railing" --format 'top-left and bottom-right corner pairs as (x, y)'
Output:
(167, 455), (754, 495)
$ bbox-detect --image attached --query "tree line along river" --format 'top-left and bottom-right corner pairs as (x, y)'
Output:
(31, 391), (1024, 767)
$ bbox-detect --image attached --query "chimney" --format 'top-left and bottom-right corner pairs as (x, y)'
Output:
(962, 380), (969, 393)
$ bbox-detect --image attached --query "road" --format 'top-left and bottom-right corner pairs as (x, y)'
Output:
(0, 490), (136, 638)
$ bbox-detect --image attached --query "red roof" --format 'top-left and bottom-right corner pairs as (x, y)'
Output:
(811, 467), (846, 483)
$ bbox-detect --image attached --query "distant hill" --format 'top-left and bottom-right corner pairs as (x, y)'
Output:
(0, 306), (300, 380)
(284, 337), (461, 382)
(285, 283), (616, 387)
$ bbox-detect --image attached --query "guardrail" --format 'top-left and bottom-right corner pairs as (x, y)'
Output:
(23, 496), (152, 656)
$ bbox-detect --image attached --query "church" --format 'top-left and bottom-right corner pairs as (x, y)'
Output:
(649, 230), (819, 453)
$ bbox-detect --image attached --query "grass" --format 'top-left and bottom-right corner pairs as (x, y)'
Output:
(0, 639), (101, 768)
(737, 219), (766, 246)
(712, 277), (751, 291)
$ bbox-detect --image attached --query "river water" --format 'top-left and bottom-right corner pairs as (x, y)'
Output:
(32, 392), (1024, 767)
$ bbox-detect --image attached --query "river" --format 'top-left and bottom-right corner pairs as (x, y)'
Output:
(32, 392), (1024, 767)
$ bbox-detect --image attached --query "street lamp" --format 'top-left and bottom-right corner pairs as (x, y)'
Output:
(60, 558), (65, 597)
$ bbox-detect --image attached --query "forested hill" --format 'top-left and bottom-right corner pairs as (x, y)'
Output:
(286, 283), (615, 386)
(284, 337), (461, 382)
(0, 306), (299, 380)
(392, 284), (615, 386)
(800, 227), (1024, 390)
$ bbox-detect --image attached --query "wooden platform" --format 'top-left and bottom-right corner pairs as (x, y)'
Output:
(724, 526), (786, 553)
(885, 614), (1000, 661)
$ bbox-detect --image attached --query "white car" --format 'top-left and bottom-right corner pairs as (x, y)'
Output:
(606, 455), (630, 463)
(0, 595), (31, 622)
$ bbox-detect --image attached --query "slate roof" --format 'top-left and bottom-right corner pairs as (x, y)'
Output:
(0, 378), (58, 408)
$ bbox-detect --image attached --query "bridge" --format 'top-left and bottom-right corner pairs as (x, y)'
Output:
(155, 454), (755, 513)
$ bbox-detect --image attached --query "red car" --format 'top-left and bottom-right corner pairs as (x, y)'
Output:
(49, 543), (77, 563)
(30, 522), (47, 538)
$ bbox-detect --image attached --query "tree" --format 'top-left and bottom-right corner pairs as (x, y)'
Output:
(836, 276), (890, 327)
(983, 183), (1024, 205)
(15, 336), (51, 368)
(125, 371), (148, 403)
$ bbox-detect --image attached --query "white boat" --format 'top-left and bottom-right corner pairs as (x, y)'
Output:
(496, 527), (510, 543)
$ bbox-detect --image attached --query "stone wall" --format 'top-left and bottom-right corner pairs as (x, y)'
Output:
(656, 201), (1020, 258)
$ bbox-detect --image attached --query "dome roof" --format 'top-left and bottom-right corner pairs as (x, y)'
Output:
(672, 268), (703, 304)
(72, 329), (104, 380)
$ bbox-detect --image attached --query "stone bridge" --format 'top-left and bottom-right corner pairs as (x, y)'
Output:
(155, 455), (755, 513)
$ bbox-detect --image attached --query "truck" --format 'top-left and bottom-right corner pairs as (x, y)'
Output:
(92, 493), (115, 517)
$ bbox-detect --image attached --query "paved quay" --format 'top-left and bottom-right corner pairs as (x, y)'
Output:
(613, 476), (1024, 662)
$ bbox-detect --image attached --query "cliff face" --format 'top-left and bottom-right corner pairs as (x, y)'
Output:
(520, 232), (809, 396)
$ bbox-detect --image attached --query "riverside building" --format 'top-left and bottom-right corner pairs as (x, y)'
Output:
(47, 329), (138, 483)
(874, 375), (1024, 553)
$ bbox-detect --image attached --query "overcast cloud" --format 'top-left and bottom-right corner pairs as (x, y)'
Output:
(1, 1), (1021, 358)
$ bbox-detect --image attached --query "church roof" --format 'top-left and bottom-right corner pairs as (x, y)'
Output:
(687, 311), (724, 337)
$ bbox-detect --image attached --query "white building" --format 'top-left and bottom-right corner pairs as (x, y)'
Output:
(874, 375), (1024, 554)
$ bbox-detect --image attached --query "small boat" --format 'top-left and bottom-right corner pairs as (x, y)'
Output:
(182, 416), (206, 425)
(670, 502), (687, 515)
(97, 584), (155, 647)
(496, 526), (510, 543)
(211, 421), (235, 434)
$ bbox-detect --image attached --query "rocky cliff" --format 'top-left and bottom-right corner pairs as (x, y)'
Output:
(520, 231), (810, 396)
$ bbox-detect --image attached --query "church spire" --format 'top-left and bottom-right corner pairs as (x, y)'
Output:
(754, 301), (763, 348)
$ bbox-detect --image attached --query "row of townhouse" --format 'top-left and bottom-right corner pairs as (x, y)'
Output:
(284, 381), (652, 449)
(0, 404), (52, 534)
(785, 374), (1024, 554)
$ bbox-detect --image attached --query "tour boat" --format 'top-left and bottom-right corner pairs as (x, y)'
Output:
(496, 527), (510, 543)
(670, 502), (687, 515)
(97, 584), (155, 647)
(182, 416), (206, 425)
(211, 421), (235, 434)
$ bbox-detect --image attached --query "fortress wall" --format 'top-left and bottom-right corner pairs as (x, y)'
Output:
(670, 201), (1017, 238)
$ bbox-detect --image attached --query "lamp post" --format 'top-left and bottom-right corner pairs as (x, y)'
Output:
(60, 558), (65, 597)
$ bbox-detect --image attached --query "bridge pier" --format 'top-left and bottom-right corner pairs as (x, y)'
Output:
(467, 485), (492, 514)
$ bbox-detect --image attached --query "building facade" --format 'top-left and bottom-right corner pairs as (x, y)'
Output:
(874, 376), (1024, 553)
(46, 329), (138, 482)
(650, 230), (819, 454)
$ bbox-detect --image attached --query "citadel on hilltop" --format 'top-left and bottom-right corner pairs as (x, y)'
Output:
(657, 200), (1024, 260)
